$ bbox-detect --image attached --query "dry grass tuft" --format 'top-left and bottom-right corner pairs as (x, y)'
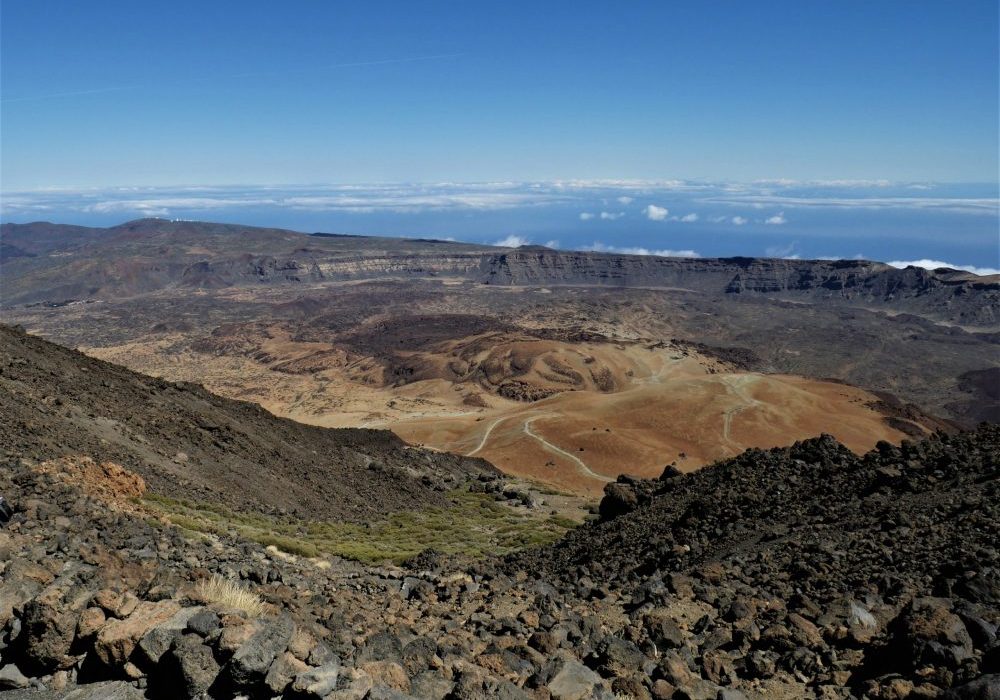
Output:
(194, 575), (269, 617)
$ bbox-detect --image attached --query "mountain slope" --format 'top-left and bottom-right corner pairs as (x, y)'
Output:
(514, 426), (1000, 595)
(507, 426), (1000, 694)
(0, 324), (495, 521)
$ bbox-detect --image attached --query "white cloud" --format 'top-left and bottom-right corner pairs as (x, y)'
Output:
(887, 259), (1000, 277)
(817, 179), (893, 188)
(6, 181), (993, 224)
(82, 197), (263, 213)
(543, 239), (560, 249)
(732, 216), (747, 225)
(494, 234), (531, 247)
(764, 212), (787, 225)
(0, 183), (574, 217)
(765, 243), (798, 258)
(817, 253), (867, 261)
(679, 213), (699, 222)
(753, 179), (892, 188)
(281, 192), (549, 212)
(599, 211), (624, 220)
(753, 178), (799, 187)
(579, 212), (595, 220)
(644, 204), (669, 221)
(551, 178), (693, 191)
(584, 242), (700, 258)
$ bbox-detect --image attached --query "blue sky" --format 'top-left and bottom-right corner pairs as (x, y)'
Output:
(1, 1), (998, 270)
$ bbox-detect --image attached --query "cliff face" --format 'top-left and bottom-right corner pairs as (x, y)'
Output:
(2, 220), (997, 326)
(314, 254), (487, 280)
(474, 250), (883, 290)
(471, 250), (999, 326)
(715, 258), (1000, 326)
(476, 249), (734, 287)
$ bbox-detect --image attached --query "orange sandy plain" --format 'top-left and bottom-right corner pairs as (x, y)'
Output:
(89, 336), (912, 497)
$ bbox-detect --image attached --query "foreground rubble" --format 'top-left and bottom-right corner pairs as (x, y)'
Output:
(1, 425), (998, 698)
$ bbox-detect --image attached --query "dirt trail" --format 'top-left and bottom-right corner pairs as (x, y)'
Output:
(391, 356), (915, 494)
(467, 416), (510, 456)
(523, 415), (612, 483)
(720, 374), (764, 445)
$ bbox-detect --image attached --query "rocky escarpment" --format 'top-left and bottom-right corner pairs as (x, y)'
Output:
(2, 427), (997, 699)
(477, 250), (999, 327)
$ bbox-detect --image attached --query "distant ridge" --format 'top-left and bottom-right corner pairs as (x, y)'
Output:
(3, 219), (996, 327)
(310, 231), (363, 238)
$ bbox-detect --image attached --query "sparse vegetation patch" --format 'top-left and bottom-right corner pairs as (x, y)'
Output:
(142, 489), (576, 564)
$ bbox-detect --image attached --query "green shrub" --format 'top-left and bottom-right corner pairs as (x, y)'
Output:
(141, 487), (575, 565)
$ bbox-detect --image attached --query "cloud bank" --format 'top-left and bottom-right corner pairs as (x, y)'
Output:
(2, 180), (994, 219)
(709, 194), (997, 215)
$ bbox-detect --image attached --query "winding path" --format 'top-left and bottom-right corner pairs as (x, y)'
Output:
(466, 416), (509, 456)
(720, 375), (764, 444)
(523, 415), (612, 483)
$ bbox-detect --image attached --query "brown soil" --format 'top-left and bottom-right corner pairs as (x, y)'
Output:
(35, 456), (147, 509)
(82, 325), (935, 497)
(394, 366), (918, 496)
